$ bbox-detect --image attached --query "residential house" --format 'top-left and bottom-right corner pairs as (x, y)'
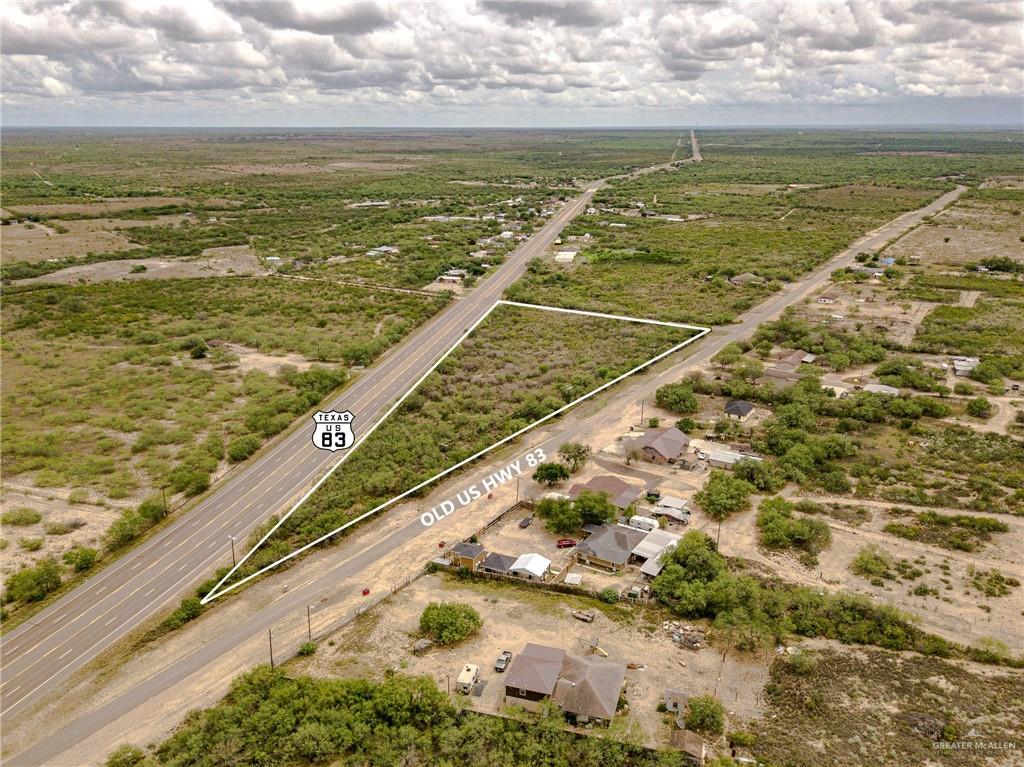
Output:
(553, 655), (627, 726)
(568, 475), (643, 510)
(776, 349), (817, 366)
(817, 294), (838, 304)
(575, 524), (647, 571)
(480, 552), (517, 575)
(723, 400), (755, 422)
(631, 426), (691, 464)
(449, 542), (485, 570)
(504, 643), (566, 712)
(510, 552), (550, 580)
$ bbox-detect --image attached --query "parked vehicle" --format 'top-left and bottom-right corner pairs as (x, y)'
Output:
(518, 516), (533, 529)
(494, 650), (513, 672)
(556, 539), (577, 549)
(456, 664), (480, 694)
(628, 515), (658, 532)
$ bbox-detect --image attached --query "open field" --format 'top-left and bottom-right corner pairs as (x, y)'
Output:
(225, 302), (695, 587)
(1, 277), (445, 616)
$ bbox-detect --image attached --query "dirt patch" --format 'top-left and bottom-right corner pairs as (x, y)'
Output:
(213, 341), (317, 375)
(325, 160), (418, 171)
(1, 215), (189, 264)
(15, 245), (267, 285)
(4, 197), (195, 217)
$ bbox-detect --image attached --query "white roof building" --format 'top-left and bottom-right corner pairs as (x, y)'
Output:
(510, 553), (551, 580)
(632, 529), (681, 577)
(864, 383), (900, 396)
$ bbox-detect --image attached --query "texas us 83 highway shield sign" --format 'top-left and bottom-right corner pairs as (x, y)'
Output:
(311, 410), (354, 452)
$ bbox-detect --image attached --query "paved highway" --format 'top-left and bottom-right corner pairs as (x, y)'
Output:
(5, 182), (965, 766)
(0, 174), (612, 723)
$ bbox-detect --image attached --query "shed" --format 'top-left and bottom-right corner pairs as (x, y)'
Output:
(664, 688), (688, 713)
(510, 552), (551, 580)
(671, 730), (707, 766)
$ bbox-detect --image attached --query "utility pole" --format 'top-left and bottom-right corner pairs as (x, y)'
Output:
(515, 476), (520, 503)
(306, 605), (312, 641)
(639, 399), (645, 426)
(268, 629), (274, 669)
(229, 535), (236, 567)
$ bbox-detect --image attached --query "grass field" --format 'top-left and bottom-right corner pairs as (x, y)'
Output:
(0, 277), (445, 614)
(226, 302), (696, 582)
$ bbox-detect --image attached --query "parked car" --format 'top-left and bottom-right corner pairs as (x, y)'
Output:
(556, 539), (577, 549)
(518, 516), (533, 529)
(494, 650), (513, 672)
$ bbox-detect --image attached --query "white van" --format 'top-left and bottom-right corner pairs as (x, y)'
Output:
(628, 515), (658, 532)
(456, 663), (480, 694)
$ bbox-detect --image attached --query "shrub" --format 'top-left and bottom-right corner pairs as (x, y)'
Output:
(105, 511), (143, 551)
(19, 537), (43, 551)
(599, 587), (619, 604)
(227, 434), (262, 462)
(729, 731), (758, 748)
(419, 602), (482, 645)
(851, 544), (892, 579)
(966, 397), (993, 419)
(298, 641), (317, 656)
(162, 597), (203, 631)
(557, 442), (591, 472)
(685, 695), (725, 734)
(105, 744), (147, 767)
(786, 651), (819, 676)
(137, 496), (168, 525)
(44, 521), (73, 535)
(4, 558), (61, 603)
(2, 507), (41, 526)
(655, 383), (698, 413)
(755, 496), (831, 564)
(64, 546), (98, 572)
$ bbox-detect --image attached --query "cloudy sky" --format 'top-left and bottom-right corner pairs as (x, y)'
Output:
(2, 0), (1022, 127)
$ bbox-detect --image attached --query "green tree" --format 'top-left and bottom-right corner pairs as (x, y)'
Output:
(63, 546), (98, 572)
(4, 558), (61, 603)
(655, 383), (698, 414)
(532, 462), (570, 486)
(966, 397), (993, 419)
(685, 695), (725, 734)
(695, 470), (753, 545)
(573, 490), (616, 526)
(535, 497), (582, 534)
(419, 602), (483, 645)
(558, 442), (591, 472)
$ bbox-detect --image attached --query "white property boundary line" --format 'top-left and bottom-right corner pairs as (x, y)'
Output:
(201, 300), (710, 603)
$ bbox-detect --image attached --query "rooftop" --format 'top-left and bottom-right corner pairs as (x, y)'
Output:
(553, 655), (627, 721)
(505, 643), (566, 696)
(576, 524), (647, 566)
(632, 426), (690, 460)
(569, 475), (643, 509)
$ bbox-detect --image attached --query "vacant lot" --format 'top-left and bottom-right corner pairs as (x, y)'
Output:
(227, 303), (695, 584)
(1, 278), (445, 603)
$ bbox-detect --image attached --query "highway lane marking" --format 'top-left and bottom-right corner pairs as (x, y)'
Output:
(204, 300), (710, 602)
(105, 617), (118, 626)
(0, 257), (502, 684)
(59, 649), (73, 659)
(2, 184), (968, 720)
(0, 285), (513, 691)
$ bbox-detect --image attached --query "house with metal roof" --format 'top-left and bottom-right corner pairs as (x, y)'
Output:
(632, 529), (681, 577)
(509, 552), (551, 580)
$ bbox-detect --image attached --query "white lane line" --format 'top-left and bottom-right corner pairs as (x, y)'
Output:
(105, 617), (118, 626)
(59, 648), (73, 659)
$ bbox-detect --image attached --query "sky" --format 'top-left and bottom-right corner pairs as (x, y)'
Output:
(2, 0), (1022, 128)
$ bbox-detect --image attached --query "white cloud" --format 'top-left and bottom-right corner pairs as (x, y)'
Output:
(1, 0), (1021, 125)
